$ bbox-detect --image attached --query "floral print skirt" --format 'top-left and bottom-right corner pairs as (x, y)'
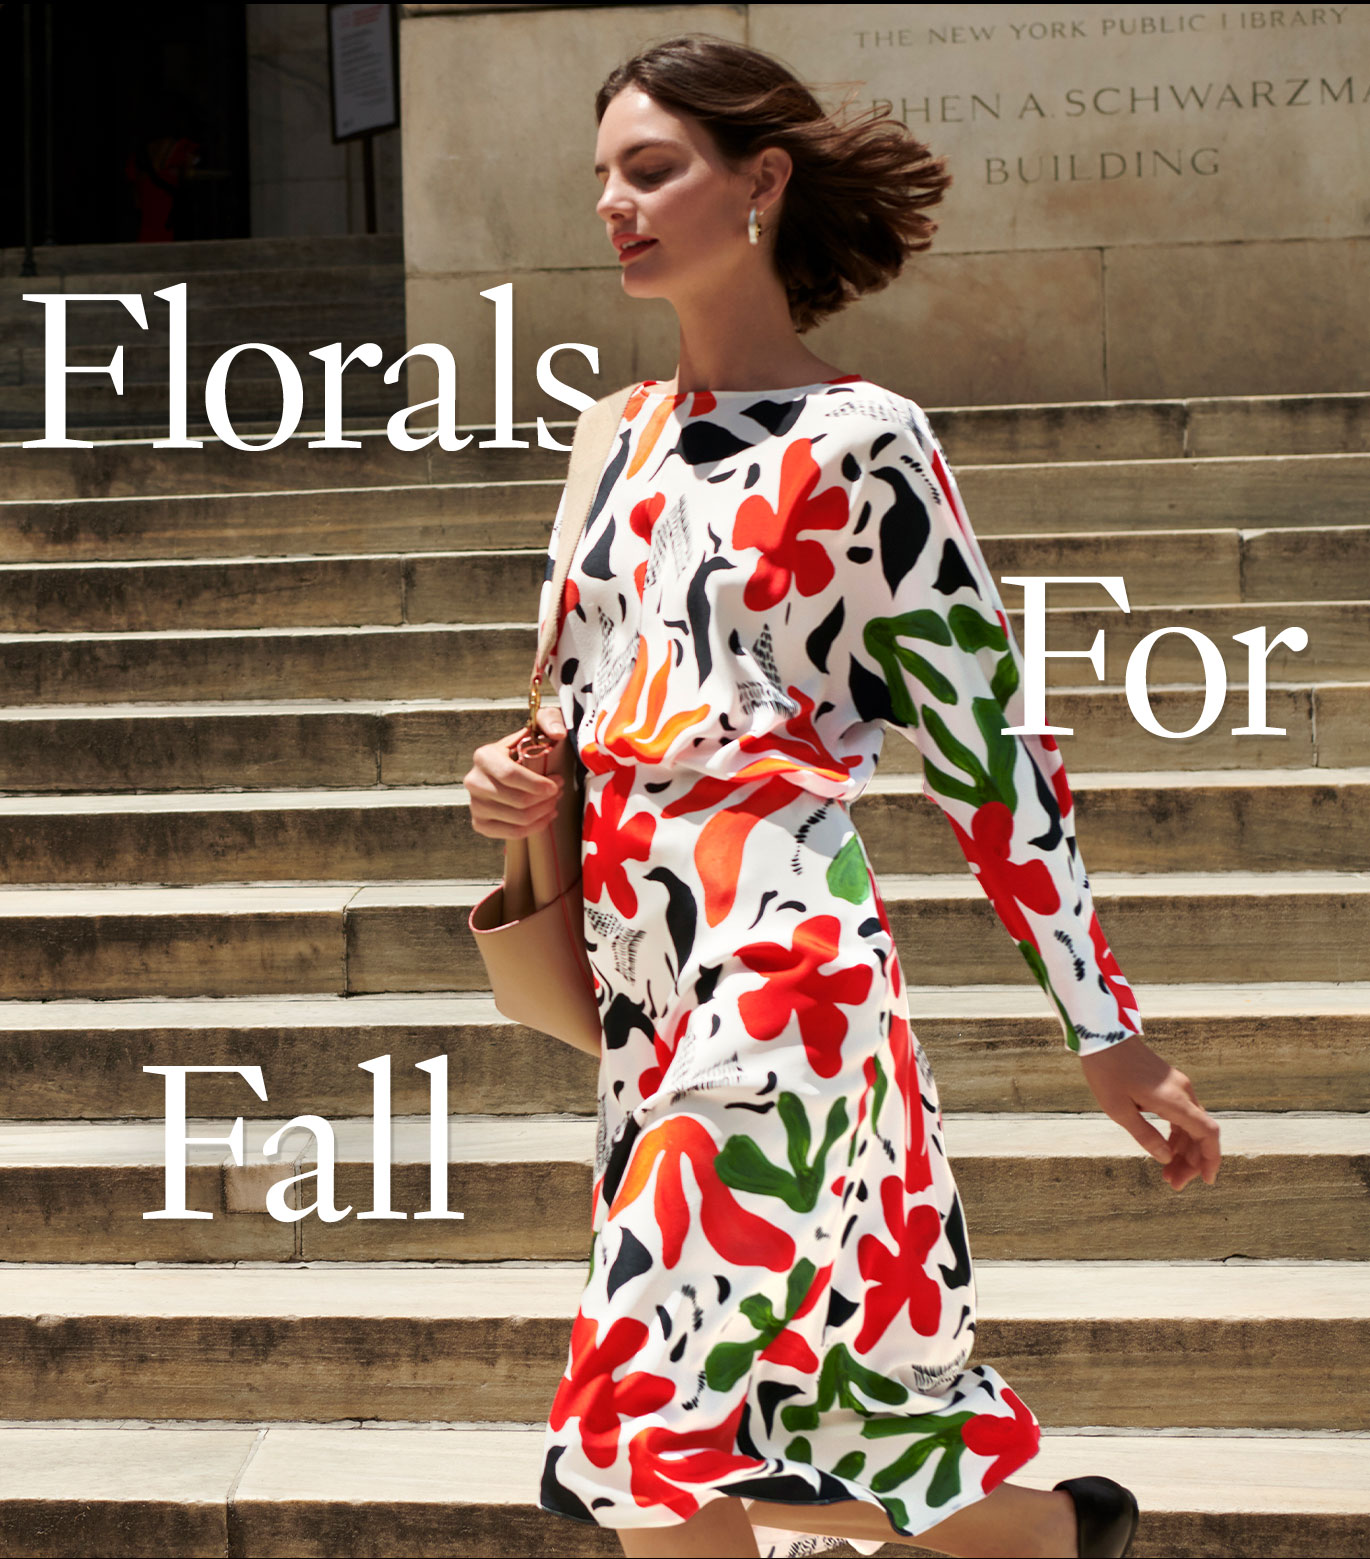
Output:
(537, 763), (1042, 1551)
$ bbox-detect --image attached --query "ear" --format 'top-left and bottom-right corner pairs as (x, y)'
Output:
(750, 144), (793, 209)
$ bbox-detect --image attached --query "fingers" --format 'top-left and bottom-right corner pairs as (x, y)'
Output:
(1151, 1092), (1222, 1187)
(485, 733), (564, 798)
(1161, 1125), (1203, 1192)
(470, 793), (563, 837)
(1111, 1102), (1174, 1168)
(463, 734), (567, 838)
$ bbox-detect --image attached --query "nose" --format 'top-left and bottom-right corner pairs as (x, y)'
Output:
(595, 170), (633, 226)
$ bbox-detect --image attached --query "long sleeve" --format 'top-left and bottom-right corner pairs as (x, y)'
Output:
(827, 401), (1143, 1056)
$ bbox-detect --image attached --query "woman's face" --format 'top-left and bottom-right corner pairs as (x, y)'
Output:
(594, 87), (777, 304)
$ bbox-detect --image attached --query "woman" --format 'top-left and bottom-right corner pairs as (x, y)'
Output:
(464, 35), (1221, 1559)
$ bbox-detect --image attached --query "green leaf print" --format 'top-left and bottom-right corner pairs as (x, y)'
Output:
(864, 613), (958, 726)
(918, 703), (1017, 815)
(1018, 938), (1082, 1053)
(863, 1410), (977, 1508)
(947, 603), (1006, 656)
(716, 1093), (849, 1212)
(704, 1259), (817, 1393)
(990, 645), (1019, 708)
(785, 1435), (813, 1462)
(878, 1495), (911, 1534)
(779, 1343), (910, 1433)
(827, 834), (871, 904)
(919, 706), (993, 809)
(949, 601), (1018, 714)
(973, 696), (1018, 814)
(832, 1450), (868, 1480)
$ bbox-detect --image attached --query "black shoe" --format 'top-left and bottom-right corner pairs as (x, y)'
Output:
(1052, 1475), (1140, 1558)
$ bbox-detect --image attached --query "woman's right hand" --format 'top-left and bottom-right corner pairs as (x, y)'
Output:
(463, 705), (569, 839)
(1079, 1034), (1222, 1191)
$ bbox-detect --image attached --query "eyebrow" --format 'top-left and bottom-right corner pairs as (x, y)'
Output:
(593, 139), (679, 176)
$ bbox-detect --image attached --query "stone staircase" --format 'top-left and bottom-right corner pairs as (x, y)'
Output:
(0, 383), (1367, 1557)
(0, 234), (408, 434)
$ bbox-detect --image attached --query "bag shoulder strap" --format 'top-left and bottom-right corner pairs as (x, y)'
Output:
(533, 382), (637, 688)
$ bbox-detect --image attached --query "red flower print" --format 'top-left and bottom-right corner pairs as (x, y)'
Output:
(628, 1397), (763, 1517)
(637, 1008), (690, 1100)
(583, 767), (656, 916)
(946, 801), (1061, 946)
(733, 437), (849, 610)
(610, 1116), (795, 1271)
(854, 1175), (943, 1351)
(735, 686), (863, 786)
(961, 1386), (1041, 1493)
(888, 1012), (932, 1195)
(736, 914), (873, 1078)
(547, 1311), (676, 1469)
(1088, 912), (1142, 1034)
(757, 1259), (831, 1376)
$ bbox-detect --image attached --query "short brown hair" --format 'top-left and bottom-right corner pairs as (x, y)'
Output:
(595, 34), (952, 333)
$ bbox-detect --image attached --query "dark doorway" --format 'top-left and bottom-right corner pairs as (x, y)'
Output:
(1, 2), (250, 250)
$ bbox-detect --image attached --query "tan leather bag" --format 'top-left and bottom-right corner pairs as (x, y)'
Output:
(467, 384), (636, 1055)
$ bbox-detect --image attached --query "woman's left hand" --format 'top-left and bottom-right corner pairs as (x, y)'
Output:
(1078, 1035), (1222, 1191)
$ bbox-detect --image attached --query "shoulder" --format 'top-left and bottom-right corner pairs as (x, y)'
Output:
(801, 379), (941, 467)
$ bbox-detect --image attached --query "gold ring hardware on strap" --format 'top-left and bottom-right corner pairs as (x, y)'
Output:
(518, 665), (553, 761)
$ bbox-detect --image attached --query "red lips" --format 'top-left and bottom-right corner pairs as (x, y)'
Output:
(614, 234), (658, 263)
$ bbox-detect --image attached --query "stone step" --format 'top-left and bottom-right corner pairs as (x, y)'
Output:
(0, 480), (554, 564)
(0, 599), (1359, 707)
(2, 453), (1366, 564)
(0, 1261), (1361, 1429)
(4, 392), (1368, 503)
(0, 623), (531, 706)
(3, 983), (1361, 1122)
(0, 232), (404, 278)
(5, 1423), (1365, 1559)
(930, 389), (1370, 464)
(3, 1112), (1364, 1265)
(0, 769), (1363, 887)
(0, 871), (1363, 1000)
(0, 423), (537, 501)
(0, 333), (411, 390)
(0, 684), (1361, 794)
(3, 524), (1360, 635)
(0, 1114), (587, 1265)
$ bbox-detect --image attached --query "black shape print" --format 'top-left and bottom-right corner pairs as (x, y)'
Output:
(934, 538), (980, 597)
(871, 466), (931, 594)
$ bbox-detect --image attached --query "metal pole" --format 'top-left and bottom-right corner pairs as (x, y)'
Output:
(42, 0), (55, 245)
(21, 4), (36, 275)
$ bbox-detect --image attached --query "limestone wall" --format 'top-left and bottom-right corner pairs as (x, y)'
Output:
(398, 3), (1370, 418)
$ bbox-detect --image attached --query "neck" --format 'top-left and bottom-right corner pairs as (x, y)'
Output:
(661, 259), (842, 394)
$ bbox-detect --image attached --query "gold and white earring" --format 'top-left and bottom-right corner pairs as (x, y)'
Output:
(748, 205), (763, 246)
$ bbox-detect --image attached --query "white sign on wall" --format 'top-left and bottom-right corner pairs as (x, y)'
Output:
(328, 3), (399, 142)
